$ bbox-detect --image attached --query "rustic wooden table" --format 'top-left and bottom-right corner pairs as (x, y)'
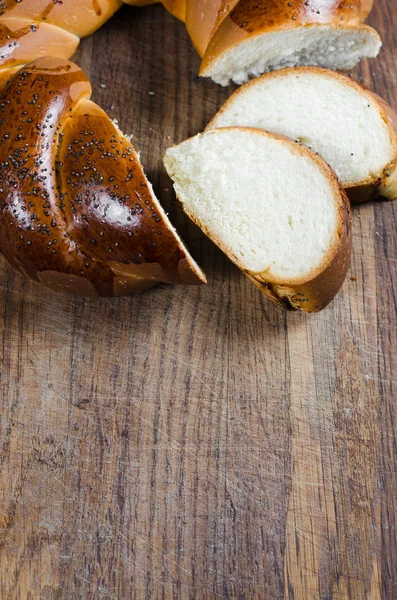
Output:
(0, 3), (396, 599)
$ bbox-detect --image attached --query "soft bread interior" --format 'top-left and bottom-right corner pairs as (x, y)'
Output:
(164, 128), (340, 282)
(208, 69), (394, 187)
(202, 25), (381, 85)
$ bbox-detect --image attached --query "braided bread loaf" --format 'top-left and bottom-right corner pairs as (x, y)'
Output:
(0, 0), (381, 87)
(0, 57), (206, 295)
(0, 0), (383, 301)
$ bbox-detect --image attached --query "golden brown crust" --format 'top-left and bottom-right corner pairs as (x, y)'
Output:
(0, 18), (80, 73)
(207, 67), (397, 203)
(198, 0), (378, 74)
(0, 0), (122, 37)
(165, 127), (352, 313)
(0, 0), (123, 92)
(0, 58), (205, 296)
(347, 161), (397, 203)
(186, 0), (239, 56)
(0, 64), (19, 90)
(228, 0), (372, 32)
(162, 0), (186, 20)
(0, 0), (186, 82)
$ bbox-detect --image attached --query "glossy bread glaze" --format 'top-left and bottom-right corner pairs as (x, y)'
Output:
(0, 0), (121, 82)
(0, 0), (186, 82)
(0, 0), (122, 37)
(0, 58), (205, 295)
(0, 18), (79, 71)
(0, 0), (122, 78)
(185, 0), (238, 55)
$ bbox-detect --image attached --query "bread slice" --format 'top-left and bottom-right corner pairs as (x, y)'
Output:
(200, 23), (381, 86)
(207, 68), (397, 203)
(164, 128), (352, 312)
(186, 0), (375, 59)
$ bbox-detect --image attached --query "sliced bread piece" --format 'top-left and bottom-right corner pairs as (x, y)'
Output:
(207, 68), (397, 203)
(164, 128), (352, 312)
(200, 23), (381, 86)
(186, 0), (375, 59)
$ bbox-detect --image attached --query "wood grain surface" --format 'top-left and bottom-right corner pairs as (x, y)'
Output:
(0, 3), (396, 599)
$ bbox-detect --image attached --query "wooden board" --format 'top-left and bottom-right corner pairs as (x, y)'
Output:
(0, 3), (396, 599)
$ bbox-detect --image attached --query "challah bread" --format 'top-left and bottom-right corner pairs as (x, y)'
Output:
(0, 58), (206, 296)
(0, 1), (184, 80)
(208, 68), (397, 203)
(164, 128), (352, 312)
(194, 0), (381, 85)
(0, 0), (381, 87)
